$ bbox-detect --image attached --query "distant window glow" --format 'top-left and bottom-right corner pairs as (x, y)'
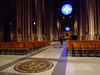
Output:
(61, 4), (73, 15)
(65, 27), (70, 31)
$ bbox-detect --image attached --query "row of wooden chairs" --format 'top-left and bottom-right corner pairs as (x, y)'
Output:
(66, 40), (100, 56)
(0, 41), (51, 55)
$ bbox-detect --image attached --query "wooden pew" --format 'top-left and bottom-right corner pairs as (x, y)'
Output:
(66, 40), (100, 57)
(66, 42), (73, 56)
(73, 42), (81, 56)
(0, 40), (51, 55)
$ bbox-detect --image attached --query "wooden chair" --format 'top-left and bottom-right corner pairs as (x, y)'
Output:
(87, 43), (96, 56)
(73, 42), (81, 56)
(81, 43), (88, 56)
(8, 42), (14, 54)
(29, 42), (35, 52)
(66, 42), (73, 56)
(18, 42), (26, 54)
(95, 43), (100, 56)
(24, 42), (30, 54)
(34, 42), (40, 51)
(81, 43), (88, 50)
(4, 43), (10, 54)
(87, 43), (95, 50)
(0, 43), (5, 54)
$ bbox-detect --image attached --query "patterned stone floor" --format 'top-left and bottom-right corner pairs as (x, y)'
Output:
(0, 41), (100, 75)
(14, 60), (53, 73)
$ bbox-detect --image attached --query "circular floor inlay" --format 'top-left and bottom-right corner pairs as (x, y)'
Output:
(14, 60), (53, 73)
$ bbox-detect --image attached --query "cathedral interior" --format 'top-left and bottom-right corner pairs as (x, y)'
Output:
(0, 0), (100, 75)
(0, 0), (100, 42)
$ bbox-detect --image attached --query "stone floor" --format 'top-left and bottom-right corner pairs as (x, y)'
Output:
(0, 41), (100, 75)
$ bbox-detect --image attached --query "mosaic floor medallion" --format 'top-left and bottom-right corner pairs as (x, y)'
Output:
(14, 60), (53, 73)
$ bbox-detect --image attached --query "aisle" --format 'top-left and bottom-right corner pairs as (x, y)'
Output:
(0, 41), (67, 75)
(1, 41), (100, 75)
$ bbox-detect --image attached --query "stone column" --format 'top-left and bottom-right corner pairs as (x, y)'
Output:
(30, 0), (34, 41)
(97, 0), (100, 35)
(24, 0), (28, 41)
(35, 0), (42, 41)
(16, 0), (22, 41)
(79, 0), (82, 40)
(77, 0), (87, 40)
(34, 0), (37, 41)
(54, 20), (58, 40)
(88, 0), (95, 40)
(82, 0), (87, 40)
(74, 15), (77, 35)
(57, 18), (60, 39)
(53, 3), (58, 40)
(93, 0), (97, 34)
(93, 0), (98, 40)
(21, 0), (25, 41)
(49, 0), (53, 40)
(85, 5), (89, 33)
(85, 0), (90, 40)
(42, 0), (45, 40)
(42, 0), (48, 40)
(0, 0), (3, 42)
(27, 0), (31, 41)
(42, 0), (54, 41)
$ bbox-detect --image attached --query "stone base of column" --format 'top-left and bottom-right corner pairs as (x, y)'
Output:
(10, 36), (13, 41)
(13, 37), (18, 41)
(34, 37), (43, 41)
(29, 37), (34, 41)
(37, 37), (43, 41)
(0, 39), (4, 42)
(88, 36), (94, 40)
(47, 37), (51, 41)
(17, 37), (22, 42)
(13, 36), (22, 42)
(34, 37), (38, 41)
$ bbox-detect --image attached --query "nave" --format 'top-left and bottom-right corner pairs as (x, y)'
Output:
(0, 41), (100, 75)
